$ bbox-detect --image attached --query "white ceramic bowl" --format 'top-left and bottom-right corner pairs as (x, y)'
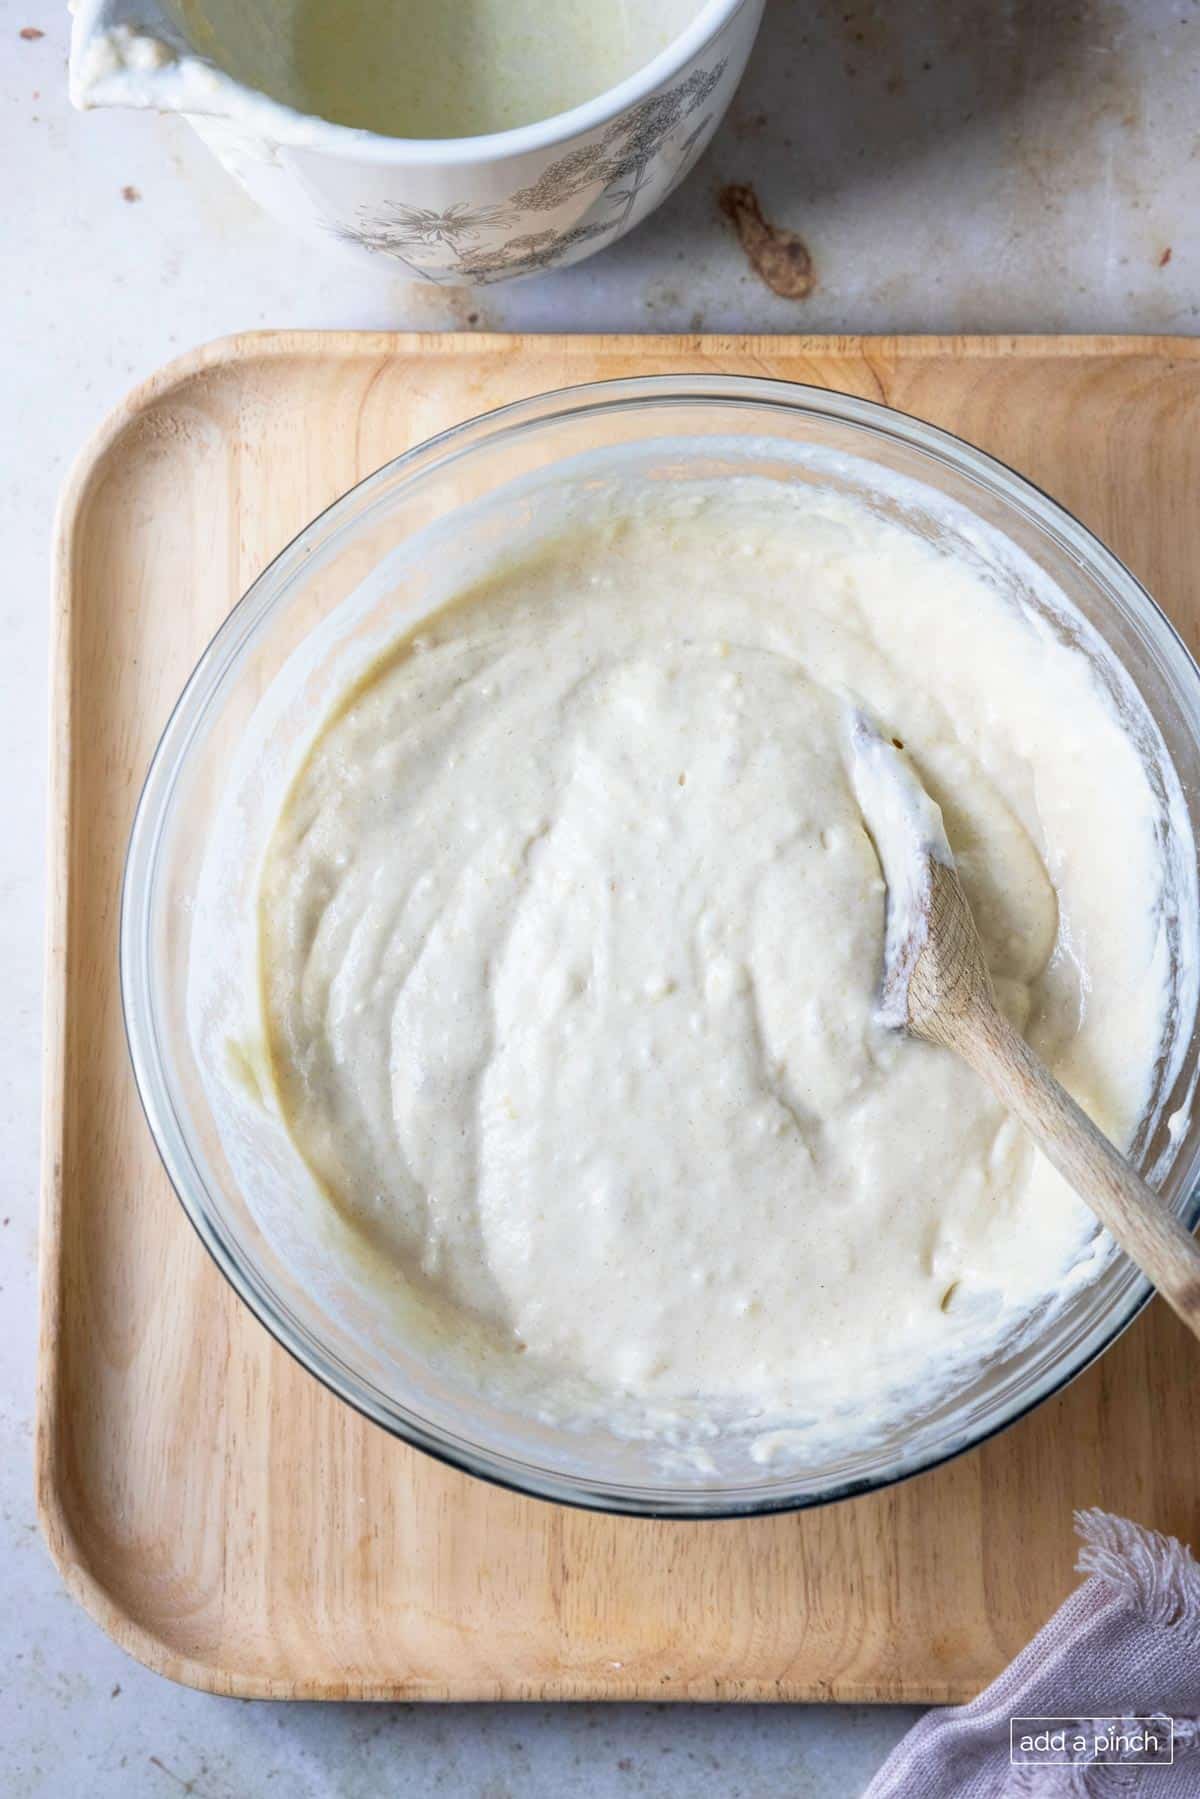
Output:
(70, 0), (765, 283)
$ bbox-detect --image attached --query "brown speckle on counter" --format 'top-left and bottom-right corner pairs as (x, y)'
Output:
(729, 107), (769, 142)
(122, 186), (142, 204)
(402, 278), (490, 331)
(718, 184), (815, 301)
(19, 25), (44, 38)
(1159, 246), (1173, 267)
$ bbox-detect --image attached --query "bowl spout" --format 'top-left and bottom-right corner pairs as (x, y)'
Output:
(70, 0), (222, 115)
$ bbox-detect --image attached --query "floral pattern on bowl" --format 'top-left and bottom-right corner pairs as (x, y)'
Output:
(332, 59), (729, 283)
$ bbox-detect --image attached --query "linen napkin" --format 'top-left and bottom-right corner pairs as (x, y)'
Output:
(864, 1510), (1200, 1797)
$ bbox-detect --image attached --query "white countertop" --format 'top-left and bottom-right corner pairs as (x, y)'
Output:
(4, 1), (1198, 1792)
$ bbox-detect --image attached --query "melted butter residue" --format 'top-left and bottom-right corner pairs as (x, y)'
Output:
(171, 0), (702, 137)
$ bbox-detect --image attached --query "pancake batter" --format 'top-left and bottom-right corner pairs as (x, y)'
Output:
(258, 480), (1172, 1433)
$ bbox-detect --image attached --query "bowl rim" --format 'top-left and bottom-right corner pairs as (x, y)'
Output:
(72, 0), (753, 165)
(120, 371), (1200, 1519)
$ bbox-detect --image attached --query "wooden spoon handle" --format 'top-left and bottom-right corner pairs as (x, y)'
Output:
(962, 1007), (1200, 1340)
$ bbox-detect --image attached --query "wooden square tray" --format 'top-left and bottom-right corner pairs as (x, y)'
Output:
(38, 332), (1200, 1701)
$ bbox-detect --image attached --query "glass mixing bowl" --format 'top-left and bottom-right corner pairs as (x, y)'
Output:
(121, 375), (1200, 1518)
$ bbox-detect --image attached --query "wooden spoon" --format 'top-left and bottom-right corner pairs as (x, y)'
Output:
(849, 713), (1200, 1341)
